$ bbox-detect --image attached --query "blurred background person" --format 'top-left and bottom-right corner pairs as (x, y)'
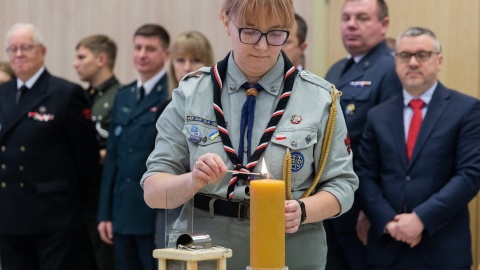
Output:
(168, 31), (214, 92)
(282, 13), (308, 69)
(324, 0), (402, 269)
(0, 62), (15, 84)
(73, 34), (118, 270)
(0, 23), (98, 270)
(97, 24), (170, 270)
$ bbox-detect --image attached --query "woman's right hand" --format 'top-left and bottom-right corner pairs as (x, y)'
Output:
(191, 153), (227, 190)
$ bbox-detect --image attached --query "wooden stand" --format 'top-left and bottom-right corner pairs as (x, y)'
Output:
(153, 247), (233, 270)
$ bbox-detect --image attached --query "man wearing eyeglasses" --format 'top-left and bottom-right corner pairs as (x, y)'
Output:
(324, 1), (403, 269)
(357, 27), (480, 270)
(0, 23), (99, 270)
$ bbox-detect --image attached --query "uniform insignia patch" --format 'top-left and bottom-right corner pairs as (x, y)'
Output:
(344, 134), (351, 154)
(291, 152), (305, 172)
(114, 126), (123, 136)
(186, 115), (217, 127)
(209, 129), (219, 140)
(290, 115), (302, 124)
(275, 135), (287, 141)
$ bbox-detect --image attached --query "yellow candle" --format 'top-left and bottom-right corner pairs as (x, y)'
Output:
(250, 179), (285, 268)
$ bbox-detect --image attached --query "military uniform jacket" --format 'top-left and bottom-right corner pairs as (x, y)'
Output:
(90, 76), (120, 149)
(98, 75), (168, 234)
(141, 54), (358, 268)
(325, 41), (402, 158)
(0, 70), (99, 234)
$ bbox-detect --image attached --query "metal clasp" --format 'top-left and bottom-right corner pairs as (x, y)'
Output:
(237, 202), (250, 220)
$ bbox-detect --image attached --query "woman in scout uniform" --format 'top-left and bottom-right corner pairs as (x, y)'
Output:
(142, 0), (358, 269)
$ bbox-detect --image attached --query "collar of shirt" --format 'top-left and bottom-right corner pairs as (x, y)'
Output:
(94, 76), (119, 94)
(346, 54), (366, 64)
(17, 66), (45, 89)
(136, 68), (166, 96)
(402, 81), (437, 107)
(226, 52), (284, 96)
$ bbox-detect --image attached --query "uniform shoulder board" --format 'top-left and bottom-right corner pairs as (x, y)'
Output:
(183, 66), (211, 81)
(298, 70), (333, 93)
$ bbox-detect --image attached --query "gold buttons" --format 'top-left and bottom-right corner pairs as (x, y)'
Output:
(1, 164), (5, 170)
(20, 146), (26, 152)
(1, 146), (5, 152)
(19, 165), (24, 171)
(19, 182), (25, 188)
(1, 182), (6, 188)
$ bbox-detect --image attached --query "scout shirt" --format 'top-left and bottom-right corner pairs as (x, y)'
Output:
(142, 54), (357, 214)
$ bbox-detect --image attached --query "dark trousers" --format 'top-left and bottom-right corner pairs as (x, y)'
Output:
(0, 232), (78, 270)
(324, 202), (366, 270)
(114, 233), (156, 270)
(77, 185), (115, 270)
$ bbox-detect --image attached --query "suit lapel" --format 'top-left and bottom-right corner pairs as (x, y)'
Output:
(0, 71), (50, 141)
(336, 41), (392, 89)
(131, 75), (167, 119)
(408, 83), (449, 167)
(388, 96), (408, 169)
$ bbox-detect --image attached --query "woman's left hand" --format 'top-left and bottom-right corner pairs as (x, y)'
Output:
(285, 200), (302, 233)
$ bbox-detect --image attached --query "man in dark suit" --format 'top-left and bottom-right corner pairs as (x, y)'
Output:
(0, 23), (99, 270)
(357, 27), (480, 270)
(97, 24), (170, 270)
(324, 1), (402, 269)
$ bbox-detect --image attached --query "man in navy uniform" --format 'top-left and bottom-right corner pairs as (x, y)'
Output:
(97, 24), (170, 270)
(0, 23), (98, 270)
(324, 0), (402, 269)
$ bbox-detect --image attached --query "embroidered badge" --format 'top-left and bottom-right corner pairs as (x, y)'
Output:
(349, 81), (372, 87)
(290, 115), (302, 124)
(209, 129), (219, 140)
(189, 125), (202, 143)
(275, 135), (287, 141)
(291, 152), (305, 172)
(28, 111), (55, 122)
(344, 134), (351, 154)
(186, 115), (217, 127)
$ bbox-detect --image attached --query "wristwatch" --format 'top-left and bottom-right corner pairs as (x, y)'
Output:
(295, 199), (307, 224)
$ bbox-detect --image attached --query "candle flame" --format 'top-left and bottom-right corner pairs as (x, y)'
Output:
(260, 157), (270, 179)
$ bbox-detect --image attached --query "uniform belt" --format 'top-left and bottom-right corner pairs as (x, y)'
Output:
(194, 194), (249, 220)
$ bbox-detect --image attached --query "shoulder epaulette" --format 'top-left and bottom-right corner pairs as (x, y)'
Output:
(298, 70), (333, 93)
(183, 66), (211, 82)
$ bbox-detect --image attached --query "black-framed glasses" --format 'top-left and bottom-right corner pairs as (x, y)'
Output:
(235, 25), (289, 46)
(395, 51), (440, 63)
(5, 44), (37, 55)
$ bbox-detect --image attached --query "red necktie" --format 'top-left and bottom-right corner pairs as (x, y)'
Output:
(406, 99), (425, 160)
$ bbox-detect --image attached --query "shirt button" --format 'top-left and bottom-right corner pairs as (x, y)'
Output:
(1, 164), (6, 170)
(300, 71), (307, 76)
(92, 116), (97, 121)
(1, 146), (5, 152)
(19, 182), (25, 188)
(229, 84), (236, 91)
(126, 178), (131, 183)
(291, 141), (298, 148)
(405, 176), (412, 182)
(20, 146), (26, 152)
(1, 182), (6, 188)
(19, 165), (24, 171)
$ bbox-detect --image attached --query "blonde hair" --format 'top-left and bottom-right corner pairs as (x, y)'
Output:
(0, 62), (15, 79)
(221, 0), (295, 30)
(168, 31), (214, 92)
